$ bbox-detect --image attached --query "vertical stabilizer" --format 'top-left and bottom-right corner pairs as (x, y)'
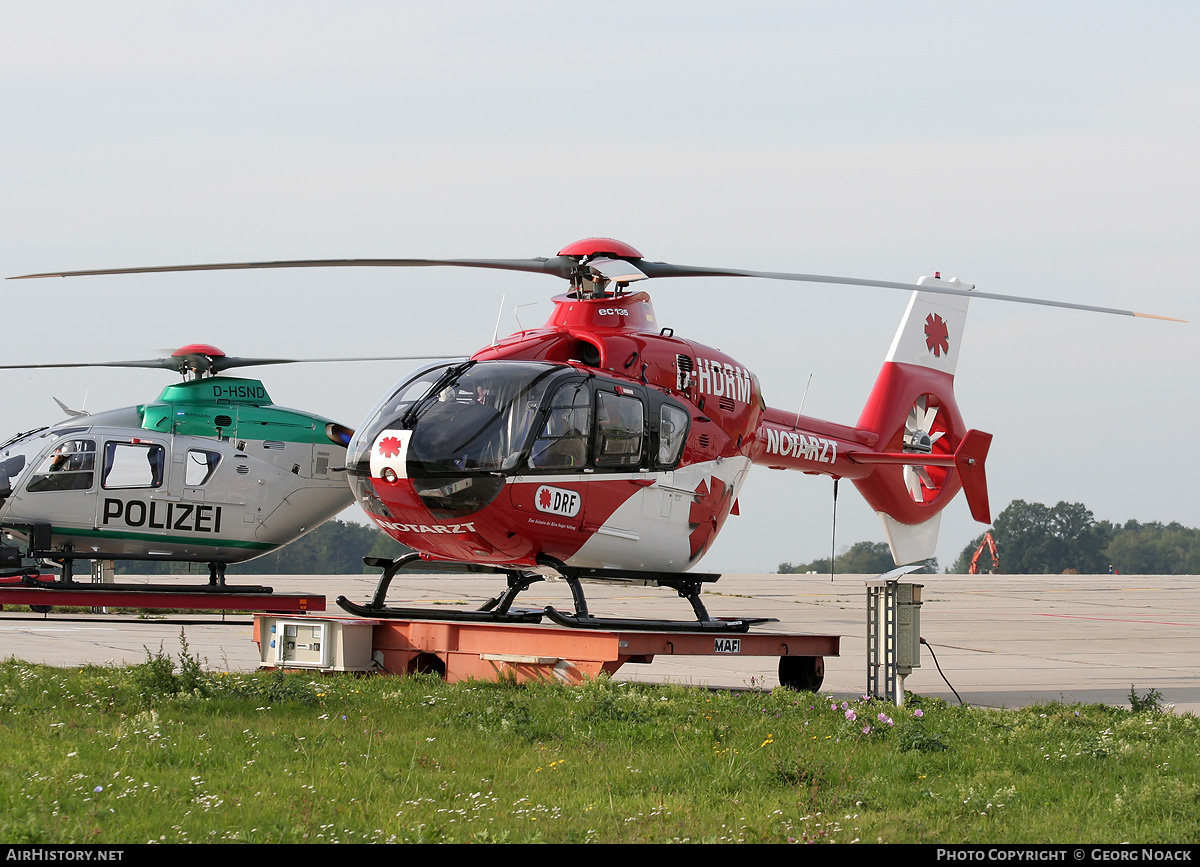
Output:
(852, 276), (987, 565)
(885, 276), (971, 375)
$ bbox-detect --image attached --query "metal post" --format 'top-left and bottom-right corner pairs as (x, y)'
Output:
(867, 580), (899, 703)
(866, 582), (878, 698)
(90, 559), (115, 614)
(866, 565), (925, 707)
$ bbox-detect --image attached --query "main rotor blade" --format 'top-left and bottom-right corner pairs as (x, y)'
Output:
(209, 354), (462, 372)
(9, 257), (579, 281)
(0, 354), (461, 373)
(10, 253), (1183, 321)
(0, 359), (179, 371)
(634, 261), (1184, 321)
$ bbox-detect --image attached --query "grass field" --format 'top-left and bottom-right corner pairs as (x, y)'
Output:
(1, 634), (1196, 844)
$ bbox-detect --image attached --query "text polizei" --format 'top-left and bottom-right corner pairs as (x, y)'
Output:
(102, 498), (222, 533)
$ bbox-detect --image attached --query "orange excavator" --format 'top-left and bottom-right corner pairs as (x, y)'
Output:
(968, 531), (1000, 574)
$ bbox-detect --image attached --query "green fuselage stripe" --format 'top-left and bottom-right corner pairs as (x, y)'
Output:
(51, 526), (276, 551)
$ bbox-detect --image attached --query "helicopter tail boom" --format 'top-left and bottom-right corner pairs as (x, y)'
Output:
(751, 282), (991, 565)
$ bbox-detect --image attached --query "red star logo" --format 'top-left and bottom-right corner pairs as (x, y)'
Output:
(687, 476), (734, 562)
(538, 488), (552, 508)
(377, 436), (402, 458)
(924, 313), (950, 357)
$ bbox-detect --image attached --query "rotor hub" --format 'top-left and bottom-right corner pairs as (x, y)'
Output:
(171, 344), (225, 379)
(904, 430), (934, 454)
(172, 343), (226, 359)
(556, 238), (644, 260)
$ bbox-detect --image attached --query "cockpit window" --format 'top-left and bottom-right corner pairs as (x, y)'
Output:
(658, 403), (689, 467)
(27, 439), (96, 492)
(405, 362), (559, 474)
(529, 381), (591, 469)
(185, 449), (222, 486)
(594, 392), (644, 467)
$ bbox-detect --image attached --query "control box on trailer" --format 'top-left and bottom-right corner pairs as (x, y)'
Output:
(258, 617), (377, 672)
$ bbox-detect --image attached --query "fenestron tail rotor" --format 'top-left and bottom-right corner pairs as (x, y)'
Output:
(9, 237), (1184, 321)
(902, 395), (949, 505)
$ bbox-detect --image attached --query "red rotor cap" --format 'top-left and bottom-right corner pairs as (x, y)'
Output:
(557, 238), (644, 259)
(172, 343), (225, 358)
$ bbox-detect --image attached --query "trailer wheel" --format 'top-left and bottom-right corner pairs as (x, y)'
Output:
(30, 605), (51, 614)
(779, 655), (823, 692)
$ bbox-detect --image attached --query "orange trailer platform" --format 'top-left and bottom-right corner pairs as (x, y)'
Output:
(254, 615), (839, 689)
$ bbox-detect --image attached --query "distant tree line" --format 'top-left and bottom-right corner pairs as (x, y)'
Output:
(777, 500), (1200, 576)
(778, 540), (937, 575)
(116, 519), (412, 575)
(952, 500), (1200, 574)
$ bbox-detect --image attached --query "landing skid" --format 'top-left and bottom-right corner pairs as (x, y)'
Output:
(8, 573), (275, 595)
(336, 554), (777, 634)
(335, 554), (543, 624)
(0, 570), (321, 615)
(0, 560), (272, 595)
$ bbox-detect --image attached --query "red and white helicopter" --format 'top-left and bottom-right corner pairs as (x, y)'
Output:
(14, 240), (1178, 631)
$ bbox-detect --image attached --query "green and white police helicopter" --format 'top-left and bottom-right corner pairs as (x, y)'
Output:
(0, 344), (444, 587)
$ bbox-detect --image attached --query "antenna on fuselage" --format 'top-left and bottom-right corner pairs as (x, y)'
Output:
(794, 374), (813, 429)
(490, 294), (507, 346)
(830, 478), (839, 583)
(53, 395), (89, 418)
(514, 301), (538, 331)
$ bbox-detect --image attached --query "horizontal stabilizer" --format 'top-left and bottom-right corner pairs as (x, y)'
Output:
(954, 429), (992, 524)
(844, 427), (990, 507)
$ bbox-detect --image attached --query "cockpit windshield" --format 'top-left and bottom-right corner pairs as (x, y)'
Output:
(404, 362), (560, 474)
(0, 428), (59, 499)
(346, 360), (465, 470)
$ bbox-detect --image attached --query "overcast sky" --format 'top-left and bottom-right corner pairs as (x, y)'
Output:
(2, 2), (1196, 573)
